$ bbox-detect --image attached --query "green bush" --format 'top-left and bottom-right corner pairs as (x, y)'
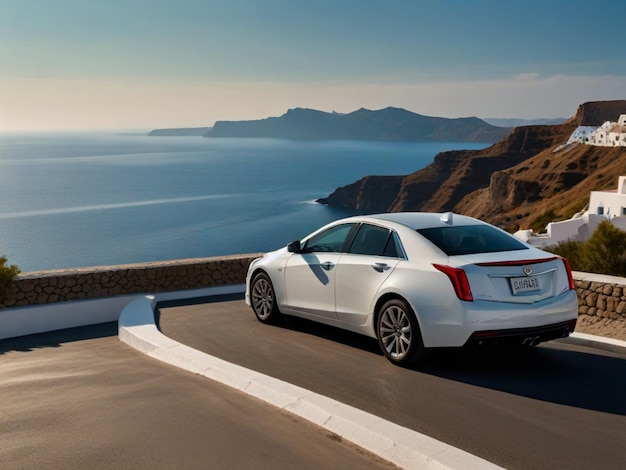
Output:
(0, 255), (20, 300)
(581, 221), (626, 276)
(547, 221), (626, 276)
(548, 239), (584, 270)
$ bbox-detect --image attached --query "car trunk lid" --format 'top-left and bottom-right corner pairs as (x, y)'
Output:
(454, 253), (571, 304)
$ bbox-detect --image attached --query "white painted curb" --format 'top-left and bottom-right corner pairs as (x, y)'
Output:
(560, 332), (626, 354)
(118, 294), (503, 470)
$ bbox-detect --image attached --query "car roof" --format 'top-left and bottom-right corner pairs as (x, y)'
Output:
(364, 212), (484, 230)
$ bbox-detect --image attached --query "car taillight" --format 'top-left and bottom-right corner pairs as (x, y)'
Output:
(433, 264), (473, 301)
(561, 257), (576, 290)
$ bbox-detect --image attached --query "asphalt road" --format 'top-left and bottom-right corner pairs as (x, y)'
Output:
(158, 296), (626, 470)
(0, 323), (396, 469)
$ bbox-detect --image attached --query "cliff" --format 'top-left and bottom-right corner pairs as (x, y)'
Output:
(568, 100), (626, 126)
(318, 100), (626, 231)
(206, 107), (512, 143)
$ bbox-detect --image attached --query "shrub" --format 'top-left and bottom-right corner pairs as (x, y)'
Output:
(581, 221), (626, 276)
(548, 239), (584, 271)
(547, 221), (626, 276)
(0, 256), (20, 300)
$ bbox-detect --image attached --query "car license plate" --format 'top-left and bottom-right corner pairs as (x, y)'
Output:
(510, 276), (540, 294)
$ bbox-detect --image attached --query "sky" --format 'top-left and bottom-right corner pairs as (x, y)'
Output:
(1, 0), (626, 132)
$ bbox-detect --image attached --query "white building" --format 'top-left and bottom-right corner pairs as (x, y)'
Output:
(515, 176), (626, 247)
(588, 116), (626, 146)
(566, 126), (598, 144)
(590, 176), (626, 217)
(563, 114), (626, 147)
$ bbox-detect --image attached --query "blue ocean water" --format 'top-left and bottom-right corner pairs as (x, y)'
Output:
(0, 132), (487, 271)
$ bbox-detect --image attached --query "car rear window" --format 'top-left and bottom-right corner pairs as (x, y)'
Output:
(417, 225), (528, 256)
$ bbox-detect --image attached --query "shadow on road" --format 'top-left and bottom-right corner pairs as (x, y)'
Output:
(277, 315), (383, 355)
(0, 322), (118, 355)
(419, 345), (626, 415)
(267, 314), (626, 416)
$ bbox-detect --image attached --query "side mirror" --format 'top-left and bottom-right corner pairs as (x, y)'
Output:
(287, 240), (301, 253)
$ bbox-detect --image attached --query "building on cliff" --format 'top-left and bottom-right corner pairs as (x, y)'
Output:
(515, 176), (626, 247)
(561, 114), (626, 148)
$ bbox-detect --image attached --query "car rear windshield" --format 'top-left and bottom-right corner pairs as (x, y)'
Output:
(417, 225), (529, 256)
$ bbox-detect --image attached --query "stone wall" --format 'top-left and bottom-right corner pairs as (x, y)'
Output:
(575, 278), (626, 322)
(0, 254), (260, 309)
(0, 257), (625, 328)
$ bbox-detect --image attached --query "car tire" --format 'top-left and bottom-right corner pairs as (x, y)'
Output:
(376, 298), (429, 366)
(250, 272), (282, 324)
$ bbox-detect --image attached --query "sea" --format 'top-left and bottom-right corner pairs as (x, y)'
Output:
(0, 132), (488, 272)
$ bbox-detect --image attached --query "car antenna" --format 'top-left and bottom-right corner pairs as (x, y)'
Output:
(440, 212), (454, 225)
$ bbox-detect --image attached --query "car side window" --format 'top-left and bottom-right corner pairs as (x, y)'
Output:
(303, 223), (355, 253)
(349, 224), (394, 256)
(384, 231), (405, 258)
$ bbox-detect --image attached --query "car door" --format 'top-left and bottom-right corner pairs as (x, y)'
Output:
(334, 224), (403, 325)
(283, 223), (357, 319)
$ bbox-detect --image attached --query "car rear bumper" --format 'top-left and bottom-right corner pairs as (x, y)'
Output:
(463, 318), (577, 347)
(417, 289), (579, 348)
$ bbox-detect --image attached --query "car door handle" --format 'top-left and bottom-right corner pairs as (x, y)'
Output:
(321, 261), (335, 271)
(372, 262), (390, 272)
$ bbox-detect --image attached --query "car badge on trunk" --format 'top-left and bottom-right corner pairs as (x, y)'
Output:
(523, 266), (533, 276)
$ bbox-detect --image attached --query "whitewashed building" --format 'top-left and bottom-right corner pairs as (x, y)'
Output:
(563, 114), (626, 147)
(566, 126), (598, 144)
(590, 114), (626, 146)
(515, 176), (626, 247)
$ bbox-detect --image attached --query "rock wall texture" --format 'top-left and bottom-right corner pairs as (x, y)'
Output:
(575, 279), (626, 321)
(0, 254), (260, 309)
(0, 255), (624, 328)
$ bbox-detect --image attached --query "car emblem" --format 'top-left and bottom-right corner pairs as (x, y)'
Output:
(523, 266), (533, 276)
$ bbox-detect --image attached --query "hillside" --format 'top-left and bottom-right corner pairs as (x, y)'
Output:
(456, 140), (626, 231)
(205, 107), (511, 143)
(318, 100), (626, 231)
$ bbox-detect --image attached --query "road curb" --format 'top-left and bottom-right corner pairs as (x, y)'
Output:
(118, 294), (502, 470)
(559, 332), (626, 354)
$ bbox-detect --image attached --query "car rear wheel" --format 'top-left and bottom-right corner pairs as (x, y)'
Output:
(376, 298), (429, 366)
(250, 272), (282, 324)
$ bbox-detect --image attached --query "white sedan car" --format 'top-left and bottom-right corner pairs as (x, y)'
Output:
(245, 212), (578, 366)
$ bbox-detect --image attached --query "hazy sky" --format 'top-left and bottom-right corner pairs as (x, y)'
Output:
(2, 0), (625, 131)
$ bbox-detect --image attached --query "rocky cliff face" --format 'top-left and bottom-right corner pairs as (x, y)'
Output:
(456, 141), (626, 230)
(570, 100), (626, 126)
(318, 100), (626, 231)
(318, 124), (575, 212)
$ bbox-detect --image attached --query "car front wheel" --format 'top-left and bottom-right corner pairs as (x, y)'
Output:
(250, 272), (282, 324)
(376, 298), (429, 366)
